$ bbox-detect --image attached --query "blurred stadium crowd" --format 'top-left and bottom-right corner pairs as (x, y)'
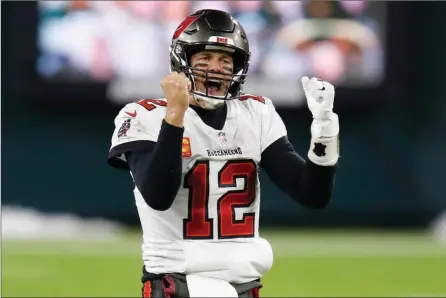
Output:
(38, 0), (383, 85)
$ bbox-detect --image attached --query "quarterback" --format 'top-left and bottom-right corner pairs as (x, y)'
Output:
(108, 9), (339, 298)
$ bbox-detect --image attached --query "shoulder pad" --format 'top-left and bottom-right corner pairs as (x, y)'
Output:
(239, 94), (266, 104)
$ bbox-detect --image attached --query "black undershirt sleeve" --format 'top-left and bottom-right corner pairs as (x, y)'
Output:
(124, 120), (184, 211)
(260, 136), (337, 209)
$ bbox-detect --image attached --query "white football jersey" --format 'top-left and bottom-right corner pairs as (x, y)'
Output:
(109, 95), (287, 283)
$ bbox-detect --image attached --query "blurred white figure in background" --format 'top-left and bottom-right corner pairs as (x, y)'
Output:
(96, 1), (165, 78)
(269, 1), (305, 25)
(192, 1), (230, 13)
(38, 1), (102, 77)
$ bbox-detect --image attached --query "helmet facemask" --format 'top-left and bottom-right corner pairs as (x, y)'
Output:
(170, 41), (250, 109)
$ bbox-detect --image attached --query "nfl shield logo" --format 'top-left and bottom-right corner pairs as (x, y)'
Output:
(217, 132), (227, 143)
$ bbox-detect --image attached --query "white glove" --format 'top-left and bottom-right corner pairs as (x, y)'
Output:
(301, 76), (340, 166)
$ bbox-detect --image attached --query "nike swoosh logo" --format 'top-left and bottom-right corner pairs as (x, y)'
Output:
(125, 111), (137, 117)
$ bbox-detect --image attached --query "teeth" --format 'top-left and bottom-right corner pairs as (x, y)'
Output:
(206, 79), (222, 90)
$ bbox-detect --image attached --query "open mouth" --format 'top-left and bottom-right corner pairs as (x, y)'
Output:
(205, 79), (223, 93)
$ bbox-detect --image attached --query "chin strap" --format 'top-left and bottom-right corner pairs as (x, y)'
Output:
(193, 94), (225, 110)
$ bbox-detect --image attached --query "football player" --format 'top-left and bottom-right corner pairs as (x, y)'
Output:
(108, 9), (339, 298)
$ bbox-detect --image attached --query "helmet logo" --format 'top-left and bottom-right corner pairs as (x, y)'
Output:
(208, 36), (235, 46)
(173, 15), (199, 39)
(216, 37), (228, 44)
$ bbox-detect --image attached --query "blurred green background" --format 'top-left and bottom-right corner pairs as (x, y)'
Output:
(2, 1), (446, 297)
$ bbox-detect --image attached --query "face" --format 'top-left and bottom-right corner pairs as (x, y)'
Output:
(189, 51), (234, 97)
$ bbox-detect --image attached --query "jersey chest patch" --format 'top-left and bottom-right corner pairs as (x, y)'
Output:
(182, 137), (192, 158)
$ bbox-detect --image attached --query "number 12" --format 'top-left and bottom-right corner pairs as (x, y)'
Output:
(183, 160), (257, 240)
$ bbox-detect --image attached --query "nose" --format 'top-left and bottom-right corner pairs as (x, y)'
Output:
(207, 58), (224, 74)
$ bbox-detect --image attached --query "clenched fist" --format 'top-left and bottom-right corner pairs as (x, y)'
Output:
(161, 72), (191, 127)
(301, 76), (335, 121)
(161, 72), (191, 113)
